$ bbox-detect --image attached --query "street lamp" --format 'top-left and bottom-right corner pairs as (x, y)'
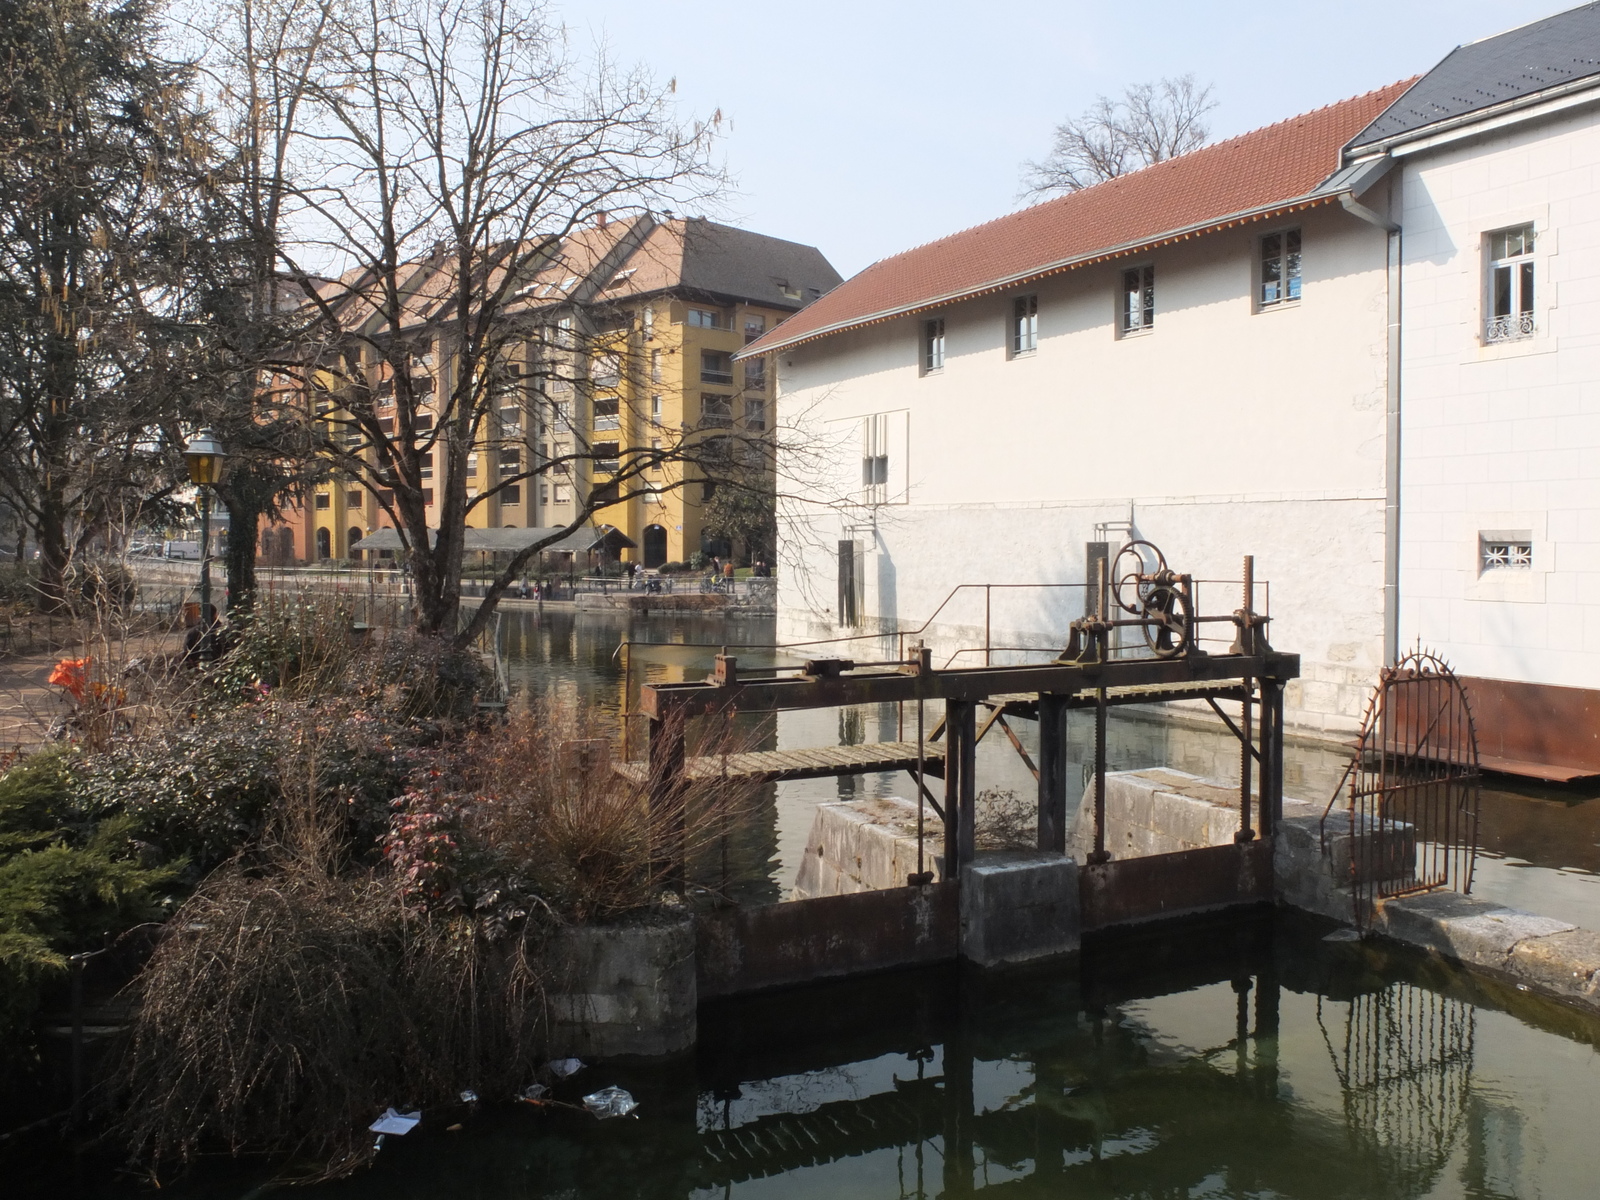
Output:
(183, 429), (228, 651)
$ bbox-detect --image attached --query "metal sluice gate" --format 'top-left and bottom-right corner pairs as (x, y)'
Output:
(629, 541), (1300, 932)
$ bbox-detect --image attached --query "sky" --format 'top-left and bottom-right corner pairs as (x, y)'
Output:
(564, 0), (1574, 278)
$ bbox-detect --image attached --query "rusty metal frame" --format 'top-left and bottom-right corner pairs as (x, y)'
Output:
(640, 542), (1298, 898)
(1323, 648), (1482, 927)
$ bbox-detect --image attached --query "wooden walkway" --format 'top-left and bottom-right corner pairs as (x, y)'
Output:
(614, 740), (947, 786)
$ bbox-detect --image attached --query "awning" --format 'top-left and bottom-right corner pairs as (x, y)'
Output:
(351, 524), (636, 554)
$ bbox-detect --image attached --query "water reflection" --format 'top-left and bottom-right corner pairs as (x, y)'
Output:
(141, 911), (1595, 1200)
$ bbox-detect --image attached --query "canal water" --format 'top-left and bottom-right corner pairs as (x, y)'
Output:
(500, 607), (1600, 929)
(35, 910), (1600, 1199)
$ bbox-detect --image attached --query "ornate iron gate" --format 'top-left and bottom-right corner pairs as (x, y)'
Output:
(1327, 650), (1482, 926)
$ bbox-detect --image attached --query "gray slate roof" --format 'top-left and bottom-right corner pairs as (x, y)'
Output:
(677, 219), (842, 309)
(1349, 3), (1600, 150)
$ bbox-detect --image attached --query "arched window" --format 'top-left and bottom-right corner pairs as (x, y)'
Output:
(316, 527), (331, 559)
(279, 528), (295, 562)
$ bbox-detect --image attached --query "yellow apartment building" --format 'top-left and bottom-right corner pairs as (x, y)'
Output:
(269, 216), (839, 568)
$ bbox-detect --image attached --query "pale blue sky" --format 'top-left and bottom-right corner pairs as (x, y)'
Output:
(569, 0), (1571, 277)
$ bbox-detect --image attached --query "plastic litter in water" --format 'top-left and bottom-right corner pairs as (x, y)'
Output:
(547, 1057), (584, 1078)
(582, 1086), (639, 1119)
(519, 1083), (549, 1102)
(368, 1107), (422, 1135)
(1323, 928), (1363, 943)
(459, 1089), (479, 1103)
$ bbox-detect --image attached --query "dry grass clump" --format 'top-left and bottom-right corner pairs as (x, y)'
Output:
(114, 865), (549, 1174)
(976, 787), (1039, 851)
(391, 703), (764, 923)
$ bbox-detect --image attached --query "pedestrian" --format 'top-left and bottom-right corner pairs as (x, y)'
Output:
(723, 559), (735, 582)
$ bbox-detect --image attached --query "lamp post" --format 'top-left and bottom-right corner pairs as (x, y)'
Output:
(183, 429), (228, 652)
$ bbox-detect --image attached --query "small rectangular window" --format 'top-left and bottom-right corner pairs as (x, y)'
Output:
(1480, 532), (1533, 572)
(502, 485), (521, 505)
(700, 351), (733, 384)
(1486, 224), (1536, 343)
(1012, 295), (1038, 355)
(744, 314), (766, 344)
(499, 447), (521, 477)
(592, 441), (620, 473)
(687, 307), (722, 328)
(923, 318), (945, 372)
(701, 393), (732, 426)
(744, 358), (766, 389)
(650, 348), (663, 382)
(593, 397), (620, 431)
(1122, 266), (1155, 333)
(1260, 230), (1302, 307)
(315, 493), (331, 510)
(418, 453), (433, 480)
(414, 413), (434, 431)
(346, 490), (363, 507)
(744, 396), (766, 430)
(651, 394), (662, 422)
(554, 483), (570, 503)
(421, 487), (434, 505)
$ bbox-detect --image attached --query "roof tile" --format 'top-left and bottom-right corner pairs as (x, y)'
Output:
(746, 80), (1415, 357)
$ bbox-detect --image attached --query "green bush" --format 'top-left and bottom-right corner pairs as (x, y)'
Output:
(659, 560), (687, 574)
(0, 751), (175, 1054)
(69, 702), (431, 876)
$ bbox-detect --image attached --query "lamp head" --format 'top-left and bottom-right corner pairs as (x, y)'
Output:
(184, 428), (228, 487)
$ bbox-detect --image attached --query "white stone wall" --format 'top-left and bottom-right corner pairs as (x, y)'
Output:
(1396, 107), (1600, 688)
(775, 205), (1392, 734)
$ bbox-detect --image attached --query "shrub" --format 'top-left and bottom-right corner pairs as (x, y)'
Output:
(0, 750), (175, 1057)
(658, 560), (687, 574)
(69, 701), (433, 876)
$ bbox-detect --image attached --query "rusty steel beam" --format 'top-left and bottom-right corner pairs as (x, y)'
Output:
(637, 652), (1301, 719)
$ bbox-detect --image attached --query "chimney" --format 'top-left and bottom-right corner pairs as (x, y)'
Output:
(594, 210), (608, 228)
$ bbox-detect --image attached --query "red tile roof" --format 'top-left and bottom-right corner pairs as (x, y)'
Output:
(743, 80), (1415, 358)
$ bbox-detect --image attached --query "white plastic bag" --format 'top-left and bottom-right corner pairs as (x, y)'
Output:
(547, 1057), (584, 1078)
(369, 1107), (421, 1135)
(582, 1086), (638, 1119)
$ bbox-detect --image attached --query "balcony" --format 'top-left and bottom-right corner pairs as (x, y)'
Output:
(1485, 312), (1535, 343)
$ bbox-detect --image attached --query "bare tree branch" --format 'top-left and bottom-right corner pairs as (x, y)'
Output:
(1020, 74), (1216, 200)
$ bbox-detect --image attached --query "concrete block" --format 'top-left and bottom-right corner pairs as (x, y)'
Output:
(548, 915), (696, 1057)
(960, 851), (1079, 967)
(1378, 891), (1575, 970)
(793, 797), (944, 899)
(1508, 928), (1600, 1001)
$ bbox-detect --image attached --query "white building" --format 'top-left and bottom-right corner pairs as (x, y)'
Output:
(1343, 4), (1600, 779)
(746, 83), (1412, 739)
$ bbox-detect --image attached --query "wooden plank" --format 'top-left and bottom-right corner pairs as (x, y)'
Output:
(614, 741), (948, 787)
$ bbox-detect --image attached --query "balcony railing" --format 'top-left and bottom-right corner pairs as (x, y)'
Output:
(700, 369), (733, 384)
(595, 414), (620, 431)
(1486, 312), (1535, 343)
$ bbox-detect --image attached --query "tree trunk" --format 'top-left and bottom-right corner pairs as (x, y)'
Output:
(35, 491), (69, 613)
(225, 501), (259, 617)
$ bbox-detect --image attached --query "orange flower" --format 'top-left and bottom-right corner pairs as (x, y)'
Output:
(48, 657), (89, 703)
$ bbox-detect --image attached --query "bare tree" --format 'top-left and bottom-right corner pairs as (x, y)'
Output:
(248, 0), (745, 644)
(1020, 75), (1216, 200)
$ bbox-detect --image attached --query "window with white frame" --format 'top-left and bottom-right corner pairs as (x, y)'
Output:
(1259, 229), (1301, 307)
(862, 413), (890, 503)
(1012, 295), (1038, 355)
(923, 318), (945, 372)
(687, 307), (722, 329)
(1480, 531), (1533, 572)
(1486, 225), (1536, 343)
(1121, 266), (1155, 333)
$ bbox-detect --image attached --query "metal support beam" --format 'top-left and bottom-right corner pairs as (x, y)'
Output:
(1037, 693), (1068, 854)
(944, 700), (977, 878)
